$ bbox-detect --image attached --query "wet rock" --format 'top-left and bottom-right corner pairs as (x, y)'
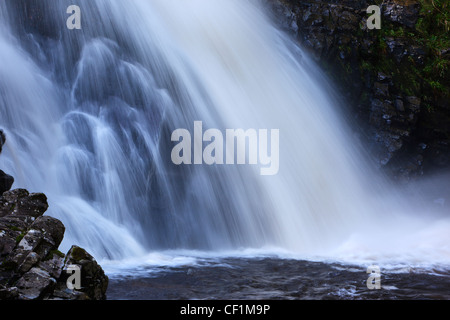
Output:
(377, 72), (392, 83)
(338, 10), (359, 31)
(406, 96), (421, 112)
(0, 130), (14, 195)
(54, 245), (109, 300)
(0, 189), (108, 300)
(408, 45), (426, 65)
(0, 189), (48, 218)
(18, 252), (40, 274)
(395, 99), (405, 112)
(374, 82), (390, 98)
(0, 284), (19, 300)
(15, 267), (56, 300)
(382, 0), (421, 29)
(0, 170), (14, 195)
(29, 216), (65, 257)
(441, 48), (450, 59)
(385, 37), (409, 63)
(267, 0), (449, 180)
(38, 252), (64, 279)
(0, 227), (19, 257)
(0, 130), (5, 152)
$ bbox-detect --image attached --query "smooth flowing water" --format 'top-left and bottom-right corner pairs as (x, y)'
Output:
(0, 0), (449, 298)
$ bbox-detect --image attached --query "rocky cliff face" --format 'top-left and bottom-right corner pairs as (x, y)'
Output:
(268, 0), (450, 181)
(0, 131), (108, 300)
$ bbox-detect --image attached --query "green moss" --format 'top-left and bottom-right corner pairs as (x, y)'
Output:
(70, 246), (88, 261)
(15, 232), (25, 244)
(360, 60), (374, 72)
(43, 249), (65, 261)
(417, 0), (450, 35)
(322, 0), (448, 112)
(363, 1), (450, 104)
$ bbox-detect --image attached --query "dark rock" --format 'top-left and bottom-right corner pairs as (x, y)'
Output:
(0, 171), (14, 195)
(18, 252), (40, 274)
(0, 189), (108, 300)
(0, 284), (19, 300)
(385, 37), (408, 63)
(54, 245), (109, 300)
(8, 229), (44, 269)
(0, 227), (19, 258)
(382, 0), (421, 29)
(408, 45), (426, 65)
(16, 193), (49, 218)
(0, 189), (48, 218)
(29, 216), (65, 257)
(374, 82), (390, 98)
(441, 48), (450, 59)
(406, 96), (421, 112)
(1, 189), (29, 203)
(377, 72), (392, 83)
(38, 253), (64, 279)
(0, 130), (5, 154)
(15, 267), (56, 300)
(395, 98), (405, 112)
(0, 215), (33, 231)
(0, 130), (14, 194)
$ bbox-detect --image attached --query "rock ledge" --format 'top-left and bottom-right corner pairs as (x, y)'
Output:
(0, 189), (108, 300)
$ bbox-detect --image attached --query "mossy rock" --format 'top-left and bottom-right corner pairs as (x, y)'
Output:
(66, 245), (90, 262)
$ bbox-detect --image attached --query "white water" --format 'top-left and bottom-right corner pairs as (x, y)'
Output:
(0, 0), (449, 271)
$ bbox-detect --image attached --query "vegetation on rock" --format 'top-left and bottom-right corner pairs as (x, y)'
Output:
(269, 0), (449, 180)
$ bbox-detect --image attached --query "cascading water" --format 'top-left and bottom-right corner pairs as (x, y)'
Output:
(0, 0), (449, 270)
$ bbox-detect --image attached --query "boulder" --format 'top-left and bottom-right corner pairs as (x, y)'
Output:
(0, 170), (14, 195)
(53, 246), (109, 300)
(15, 267), (56, 300)
(382, 0), (421, 29)
(0, 130), (4, 154)
(0, 130), (14, 195)
(29, 216), (65, 257)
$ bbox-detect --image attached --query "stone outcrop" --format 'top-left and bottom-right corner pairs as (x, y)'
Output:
(0, 189), (108, 300)
(0, 131), (14, 194)
(0, 170), (14, 195)
(268, 0), (450, 181)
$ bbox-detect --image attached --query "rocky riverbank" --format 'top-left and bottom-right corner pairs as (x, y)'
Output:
(267, 0), (450, 181)
(0, 131), (108, 300)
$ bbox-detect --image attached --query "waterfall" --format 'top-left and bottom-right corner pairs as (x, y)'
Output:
(0, 0), (449, 266)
